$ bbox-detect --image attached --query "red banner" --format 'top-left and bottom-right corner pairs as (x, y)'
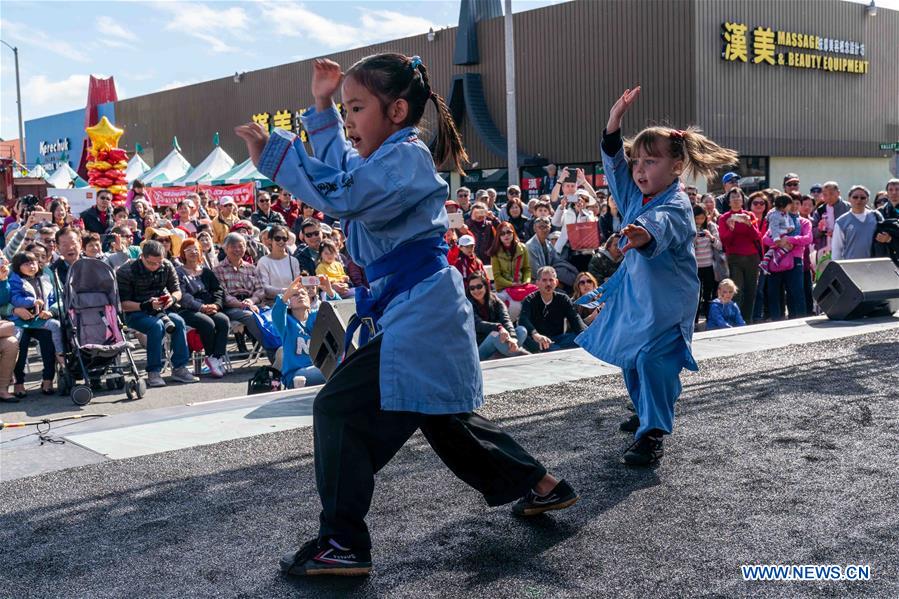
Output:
(144, 182), (256, 207)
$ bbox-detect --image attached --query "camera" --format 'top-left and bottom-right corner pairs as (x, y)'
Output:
(159, 313), (176, 334)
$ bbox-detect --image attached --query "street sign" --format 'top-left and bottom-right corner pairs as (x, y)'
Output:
(879, 142), (899, 151)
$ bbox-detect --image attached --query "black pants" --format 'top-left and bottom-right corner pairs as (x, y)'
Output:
(697, 266), (717, 319)
(803, 269), (814, 315)
(179, 310), (230, 358)
(14, 328), (55, 383)
(313, 336), (547, 551)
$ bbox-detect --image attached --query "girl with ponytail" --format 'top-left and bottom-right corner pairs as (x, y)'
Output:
(236, 53), (577, 578)
(575, 86), (739, 467)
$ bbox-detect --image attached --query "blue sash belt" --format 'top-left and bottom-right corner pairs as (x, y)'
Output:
(344, 236), (448, 353)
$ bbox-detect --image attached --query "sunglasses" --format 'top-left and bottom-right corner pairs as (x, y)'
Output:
(849, 195), (868, 200)
(578, 280), (592, 286)
(272, 235), (289, 242)
(751, 200), (766, 206)
(500, 231), (514, 237)
(304, 231), (321, 237)
(258, 198), (271, 203)
(468, 284), (485, 291)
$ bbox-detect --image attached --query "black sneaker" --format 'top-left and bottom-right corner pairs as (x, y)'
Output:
(512, 479), (579, 517)
(619, 414), (640, 433)
(622, 431), (664, 466)
(280, 538), (372, 577)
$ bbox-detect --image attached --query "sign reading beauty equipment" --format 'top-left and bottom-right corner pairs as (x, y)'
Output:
(721, 22), (869, 74)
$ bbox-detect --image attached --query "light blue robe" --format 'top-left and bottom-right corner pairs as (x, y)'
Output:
(257, 105), (483, 414)
(576, 138), (699, 438)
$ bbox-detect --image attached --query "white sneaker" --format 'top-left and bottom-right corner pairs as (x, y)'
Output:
(205, 356), (224, 378)
(292, 375), (307, 388)
(170, 367), (199, 384)
(147, 372), (166, 387)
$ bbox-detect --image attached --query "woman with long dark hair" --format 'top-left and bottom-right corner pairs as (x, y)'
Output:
(465, 271), (528, 359)
(489, 221), (533, 321)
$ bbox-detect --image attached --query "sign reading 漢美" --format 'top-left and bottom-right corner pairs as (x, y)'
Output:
(721, 22), (869, 74)
(250, 103), (345, 143)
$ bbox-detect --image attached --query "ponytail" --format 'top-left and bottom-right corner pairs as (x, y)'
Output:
(625, 125), (739, 180)
(417, 63), (469, 175)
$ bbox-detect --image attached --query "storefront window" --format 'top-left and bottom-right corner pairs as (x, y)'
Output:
(710, 156), (769, 192)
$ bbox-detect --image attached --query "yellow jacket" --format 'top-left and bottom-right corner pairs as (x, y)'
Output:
(490, 242), (531, 291)
(212, 214), (239, 244)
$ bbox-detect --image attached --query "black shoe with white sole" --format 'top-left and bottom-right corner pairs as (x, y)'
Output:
(280, 538), (372, 577)
(619, 414), (640, 433)
(622, 430), (664, 466)
(512, 479), (579, 516)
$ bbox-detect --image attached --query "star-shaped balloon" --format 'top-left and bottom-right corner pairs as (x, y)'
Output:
(86, 116), (124, 153)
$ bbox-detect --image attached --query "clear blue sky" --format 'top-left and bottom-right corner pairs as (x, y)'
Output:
(0, 0), (560, 140)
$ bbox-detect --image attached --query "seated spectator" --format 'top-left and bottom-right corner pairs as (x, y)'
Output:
(104, 225), (141, 270)
(212, 196), (240, 244)
(570, 272), (600, 326)
(51, 226), (82, 288)
(213, 232), (269, 355)
(453, 234), (485, 280)
(490, 222), (532, 321)
(228, 220), (267, 263)
(117, 240), (199, 387)
(294, 218), (323, 275)
(271, 277), (326, 388)
(82, 233), (105, 259)
(706, 279), (746, 330)
(9, 251), (65, 393)
(272, 192), (300, 229)
(525, 215), (578, 290)
(518, 266), (586, 352)
(256, 224), (301, 306)
(523, 200), (552, 241)
(176, 239), (229, 378)
(144, 227), (181, 261)
(197, 230), (219, 269)
(315, 239), (352, 298)
(0, 317), (19, 403)
(466, 272), (528, 360)
(173, 198), (201, 234)
(302, 273), (340, 309)
(250, 192), (286, 230)
(587, 233), (623, 285)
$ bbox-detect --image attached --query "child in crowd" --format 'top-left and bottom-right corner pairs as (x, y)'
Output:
(9, 252), (66, 369)
(271, 276), (326, 388)
(706, 278), (746, 330)
(758, 194), (794, 274)
(314, 239), (352, 298)
(576, 86), (739, 466)
(237, 52), (576, 577)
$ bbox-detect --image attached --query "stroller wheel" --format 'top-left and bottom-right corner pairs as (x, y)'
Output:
(71, 384), (93, 406)
(125, 380), (136, 401)
(136, 378), (147, 399)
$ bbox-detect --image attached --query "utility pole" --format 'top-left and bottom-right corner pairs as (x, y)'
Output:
(503, 0), (518, 187)
(0, 40), (25, 164)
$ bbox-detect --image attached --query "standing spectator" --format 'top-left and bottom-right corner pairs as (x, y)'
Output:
(455, 186), (472, 217)
(684, 185), (699, 205)
(762, 194), (811, 320)
(782, 172), (800, 195)
(587, 233), (624, 285)
(452, 235), (485, 280)
(811, 181), (850, 252)
(256, 223), (301, 306)
(503, 198), (529, 241)
(599, 195), (623, 240)
(175, 239), (229, 378)
(880, 178), (899, 219)
(118, 240), (199, 387)
(80, 189), (114, 236)
(831, 185), (892, 260)
(465, 272), (528, 360)
(272, 192), (301, 228)
(809, 183), (824, 206)
(490, 222), (532, 321)
(705, 279), (745, 330)
(693, 204), (722, 319)
(518, 266), (585, 352)
(294, 218), (323, 275)
(540, 164), (559, 196)
(466, 202), (497, 263)
(552, 186), (597, 273)
(701, 193), (720, 223)
(212, 197), (240, 244)
(718, 188), (761, 322)
(715, 172), (741, 214)
(250, 192), (286, 230)
(214, 233), (268, 353)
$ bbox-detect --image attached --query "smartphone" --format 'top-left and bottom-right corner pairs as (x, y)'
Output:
(448, 212), (464, 229)
(301, 276), (320, 286)
(564, 168), (578, 183)
(158, 294), (171, 304)
(30, 211), (52, 223)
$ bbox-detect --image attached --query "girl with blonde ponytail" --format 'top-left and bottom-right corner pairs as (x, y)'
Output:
(236, 53), (577, 578)
(575, 86), (739, 467)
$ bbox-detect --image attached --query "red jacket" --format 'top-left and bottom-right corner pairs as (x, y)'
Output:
(272, 200), (300, 228)
(718, 210), (761, 257)
(453, 252), (485, 280)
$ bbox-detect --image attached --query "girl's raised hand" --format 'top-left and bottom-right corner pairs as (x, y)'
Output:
(606, 86), (641, 133)
(234, 122), (270, 168)
(312, 59), (343, 109)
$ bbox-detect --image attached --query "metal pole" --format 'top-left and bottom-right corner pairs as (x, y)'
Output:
(503, 0), (518, 187)
(1, 40), (25, 164)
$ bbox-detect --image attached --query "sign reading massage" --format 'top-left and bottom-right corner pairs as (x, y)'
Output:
(721, 22), (869, 74)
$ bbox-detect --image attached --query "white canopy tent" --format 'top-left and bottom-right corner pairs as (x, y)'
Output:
(125, 153), (151, 183)
(141, 146), (192, 185)
(166, 145), (234, 186)
(46, 163), (89, 188)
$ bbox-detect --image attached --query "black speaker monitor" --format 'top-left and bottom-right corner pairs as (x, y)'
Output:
(813, 258), (899, 320)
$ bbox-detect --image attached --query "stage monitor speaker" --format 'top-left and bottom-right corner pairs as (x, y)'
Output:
(813, 258), (899, 320)
(309, 299), (359, 380)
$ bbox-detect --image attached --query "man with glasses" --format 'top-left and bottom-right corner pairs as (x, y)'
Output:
(782, 173), (800, 194)
(251, 191), (286, 230)
(294, 218), (323, 275)
(811, 181), (850, 251)
(715, 172), (741, 214)
(831, 185), (892, 260)
(455, 186), (472, 216)
(525, 215), (577, 290)
(80, 189), (115, 235)
(518, 266), (585, 353)
(684, 185), (699, 205)
(105, 225), (141, 270)
(213, 196), (240, 244)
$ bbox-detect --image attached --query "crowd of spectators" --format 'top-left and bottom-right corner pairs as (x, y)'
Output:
(0, 171), (896, 401)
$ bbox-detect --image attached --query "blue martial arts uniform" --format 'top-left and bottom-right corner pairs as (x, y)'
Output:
(257, 105), (483, 414)
(576, 130), (699, 440)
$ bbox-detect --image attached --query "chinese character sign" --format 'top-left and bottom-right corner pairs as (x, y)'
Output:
(722, 22), (748, 62)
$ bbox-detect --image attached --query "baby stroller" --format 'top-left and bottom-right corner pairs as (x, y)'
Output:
(57, 258), (146, 405)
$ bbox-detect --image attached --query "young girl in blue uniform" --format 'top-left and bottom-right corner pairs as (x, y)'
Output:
(576, 86), (738, 466)
(236, 53), (577, 577)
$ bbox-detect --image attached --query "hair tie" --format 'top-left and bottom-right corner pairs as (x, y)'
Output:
(670, 129), (686, 140)
(409, 55), (422, 70)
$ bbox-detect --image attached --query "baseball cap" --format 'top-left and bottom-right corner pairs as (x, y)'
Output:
(722, 172), (740, 184)
(444, 200), (460, 209)
(458, 235), (475, 247)
(809, 183), (823, 193)
(220, 195), (236, 206)
(575, 189), (592, 199)
(783, 173), (800, 184)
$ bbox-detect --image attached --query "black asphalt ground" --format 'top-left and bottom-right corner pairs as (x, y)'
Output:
(1, 329), (897, 598)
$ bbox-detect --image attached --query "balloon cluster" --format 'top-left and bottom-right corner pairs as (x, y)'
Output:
(85, 116), (128, 204)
